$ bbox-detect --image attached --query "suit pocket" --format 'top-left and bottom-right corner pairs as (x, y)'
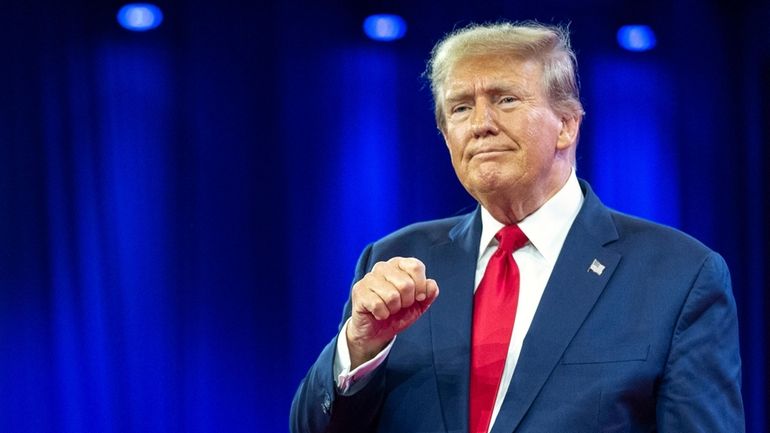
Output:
(561, 343), (649, 365)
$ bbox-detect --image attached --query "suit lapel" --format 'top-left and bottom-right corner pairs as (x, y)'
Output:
(490, 181), (622, 433)
(428, 209), (481, 433)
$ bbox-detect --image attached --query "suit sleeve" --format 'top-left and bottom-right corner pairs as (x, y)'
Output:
(656, 251), (745, 432)
(290, 244), (389, 433)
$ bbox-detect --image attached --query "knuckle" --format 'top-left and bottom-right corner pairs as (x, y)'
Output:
(401, 257), (424, 273)
(372, 302), (389, 318)
(371, 261), (387, 273)
(351, 281), (365, 297)
(389, 275), (411, 291)
(366, 295), (381, 308)
(352, 275), (373, 293)
(383, 291), (400, 305)
(367, 298), (380, 311)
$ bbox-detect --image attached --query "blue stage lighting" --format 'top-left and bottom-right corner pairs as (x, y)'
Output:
(363, 14), (407, 41)
(617, 25), (656, 52)
(117, 3), (164, 32)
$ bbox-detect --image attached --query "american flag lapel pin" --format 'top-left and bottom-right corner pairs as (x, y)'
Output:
(588, 259), (605, 276)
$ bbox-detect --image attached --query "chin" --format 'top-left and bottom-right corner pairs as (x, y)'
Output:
(475, 164), (512, 186)
(464, 174), (509, 197)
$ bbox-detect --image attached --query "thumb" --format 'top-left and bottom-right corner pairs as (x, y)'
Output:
(421, 278), (440, 308)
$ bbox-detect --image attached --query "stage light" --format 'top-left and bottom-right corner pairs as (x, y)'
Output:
(617, 25), (656, 52)
(117, 3), (164, 32)
(363, 14), (407, 41)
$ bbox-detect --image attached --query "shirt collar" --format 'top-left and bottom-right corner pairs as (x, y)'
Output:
(478, 170), (584, 265)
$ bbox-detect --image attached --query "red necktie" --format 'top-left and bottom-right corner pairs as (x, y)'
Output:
(470, 225), (529, 433)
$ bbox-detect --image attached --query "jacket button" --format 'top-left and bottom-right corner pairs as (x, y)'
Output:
(321, 393), (332, 415)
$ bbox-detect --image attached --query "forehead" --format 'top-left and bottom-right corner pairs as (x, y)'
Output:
(442, 54), (544, 98)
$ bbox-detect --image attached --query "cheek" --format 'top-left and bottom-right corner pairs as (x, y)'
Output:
(524, 111), (546, 139)
(525, 111), (560, 148)
(444, 131), (469, 163)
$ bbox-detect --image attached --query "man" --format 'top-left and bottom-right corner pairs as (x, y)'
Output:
(290, 21), (744, 432)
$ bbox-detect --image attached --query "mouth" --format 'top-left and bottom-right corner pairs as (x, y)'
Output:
(471, 149), (512, 159)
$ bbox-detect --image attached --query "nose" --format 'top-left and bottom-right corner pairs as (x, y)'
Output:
(470, 100), (499, 138)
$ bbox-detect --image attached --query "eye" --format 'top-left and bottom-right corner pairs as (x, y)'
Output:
(499, 96), (518, 104)
(451, 105), (471, 114)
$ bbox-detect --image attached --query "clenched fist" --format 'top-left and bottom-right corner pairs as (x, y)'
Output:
(346, 257), (440, 369)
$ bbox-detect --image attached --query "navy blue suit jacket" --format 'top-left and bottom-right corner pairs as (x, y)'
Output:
(291, 181), (744, 432)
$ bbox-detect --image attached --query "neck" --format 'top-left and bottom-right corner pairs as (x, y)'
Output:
(479, 167), (572, 225)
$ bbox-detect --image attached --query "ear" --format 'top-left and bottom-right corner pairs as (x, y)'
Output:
(556, 114), (581, 151)
(439, 127), (450, 149)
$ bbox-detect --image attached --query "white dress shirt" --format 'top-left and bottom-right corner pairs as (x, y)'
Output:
(334, 170), (584, 431)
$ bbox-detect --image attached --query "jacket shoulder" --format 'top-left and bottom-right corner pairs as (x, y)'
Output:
(371, 213), (472, 252)
(608, 210), (715, 263)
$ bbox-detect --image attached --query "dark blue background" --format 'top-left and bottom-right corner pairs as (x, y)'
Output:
(1, 0), (767, 431)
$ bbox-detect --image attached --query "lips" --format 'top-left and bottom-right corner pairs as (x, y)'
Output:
(470, 148), (512, 158)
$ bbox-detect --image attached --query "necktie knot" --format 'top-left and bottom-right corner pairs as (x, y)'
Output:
(495, 225), (528, 253)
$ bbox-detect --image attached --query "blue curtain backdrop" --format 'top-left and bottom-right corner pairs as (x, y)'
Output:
(1, 0), (767, 432)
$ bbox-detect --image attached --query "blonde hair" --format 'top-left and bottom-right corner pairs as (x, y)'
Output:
(426, 21), (584, 130)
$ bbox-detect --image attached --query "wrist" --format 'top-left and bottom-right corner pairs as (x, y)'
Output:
(346, 328), (389, 369)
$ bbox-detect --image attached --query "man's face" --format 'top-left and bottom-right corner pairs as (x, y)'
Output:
(440, 54), (576, 212)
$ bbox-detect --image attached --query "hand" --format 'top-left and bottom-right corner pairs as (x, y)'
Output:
(346, 257), (439, 369)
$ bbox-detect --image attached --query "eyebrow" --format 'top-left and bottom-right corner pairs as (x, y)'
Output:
(444, 82), (524, 104)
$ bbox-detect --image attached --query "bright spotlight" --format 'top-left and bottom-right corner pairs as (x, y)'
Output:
(617, 25), (656, 52)
(117, 3), (164, 32)
(363, 14), (407, 42)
